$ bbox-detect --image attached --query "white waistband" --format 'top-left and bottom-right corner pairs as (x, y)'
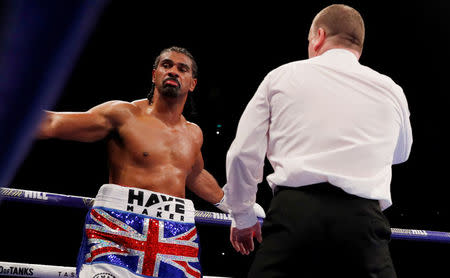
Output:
(93, 184), (195, 223)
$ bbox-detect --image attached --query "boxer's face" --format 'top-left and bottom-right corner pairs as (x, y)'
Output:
(152, 51), (197, 99)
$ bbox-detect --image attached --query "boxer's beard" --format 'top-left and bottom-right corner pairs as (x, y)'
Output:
(159, 77), (181, 98)
(161, 85), (180, 98)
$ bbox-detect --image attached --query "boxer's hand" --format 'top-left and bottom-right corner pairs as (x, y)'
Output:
(252, 202), (266, 219)
(214, 195), (266, 219)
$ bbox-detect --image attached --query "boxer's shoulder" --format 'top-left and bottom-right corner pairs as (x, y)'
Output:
(130, 98), (149, 108)
(185, 121), (203, 144)
(86, 100), (141, 129)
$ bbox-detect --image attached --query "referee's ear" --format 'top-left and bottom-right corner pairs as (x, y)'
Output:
(313, 27), (327, 53)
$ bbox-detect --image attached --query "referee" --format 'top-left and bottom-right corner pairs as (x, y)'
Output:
(223, 4), (412, 278)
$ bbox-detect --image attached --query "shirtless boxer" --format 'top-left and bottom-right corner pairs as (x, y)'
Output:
(38, 46), (263, 278)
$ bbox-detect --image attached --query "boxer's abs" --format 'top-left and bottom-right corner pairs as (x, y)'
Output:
(108, 162), (189, 198)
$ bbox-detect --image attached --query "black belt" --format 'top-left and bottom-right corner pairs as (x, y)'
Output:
(274, 182), (356, 197)
(274, 182), (380, 209)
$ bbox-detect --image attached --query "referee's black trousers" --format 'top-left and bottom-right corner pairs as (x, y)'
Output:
(248, 183), (397, 278)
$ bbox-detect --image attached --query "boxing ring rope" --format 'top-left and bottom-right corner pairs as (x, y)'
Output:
(1, 187), (449, 278)
(0, 261), (75, 278)
(1, 187), (450, 243)
(0, 187), (238, 226)
(0, 261), (226, 278)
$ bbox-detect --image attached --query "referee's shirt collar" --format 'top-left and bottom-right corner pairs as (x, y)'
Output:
(320, 48), (360, 63)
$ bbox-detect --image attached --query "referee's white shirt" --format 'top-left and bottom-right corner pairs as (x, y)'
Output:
(224, 49), (412, 229)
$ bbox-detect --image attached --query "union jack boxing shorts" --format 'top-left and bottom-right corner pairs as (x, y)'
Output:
(76, 184), (201, 278)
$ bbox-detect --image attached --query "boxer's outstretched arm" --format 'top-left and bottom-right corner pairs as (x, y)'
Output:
(186, 153), (224, 204)
(37, 100), (135, 142)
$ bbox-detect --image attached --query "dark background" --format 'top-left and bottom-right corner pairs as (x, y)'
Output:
(1, 1), (448, 277)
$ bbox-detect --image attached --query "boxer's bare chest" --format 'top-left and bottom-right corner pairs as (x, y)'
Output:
(109, 115), (199, 170)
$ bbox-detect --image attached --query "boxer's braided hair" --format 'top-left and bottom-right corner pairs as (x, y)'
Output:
(147, 46), (198, 105)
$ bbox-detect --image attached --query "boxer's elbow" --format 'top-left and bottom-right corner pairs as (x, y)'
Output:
(37, 112), (58, 139)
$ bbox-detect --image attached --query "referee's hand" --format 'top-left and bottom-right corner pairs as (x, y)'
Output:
(230, 221), (262, 255)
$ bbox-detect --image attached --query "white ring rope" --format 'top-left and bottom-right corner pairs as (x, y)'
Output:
(0, 261), (74, 278)
(0, 261), (228, 278)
